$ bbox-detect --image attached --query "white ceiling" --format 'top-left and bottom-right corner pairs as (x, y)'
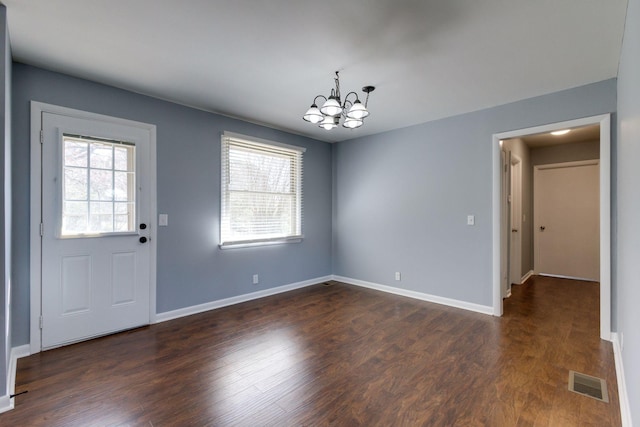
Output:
(2, 0), (628, 143)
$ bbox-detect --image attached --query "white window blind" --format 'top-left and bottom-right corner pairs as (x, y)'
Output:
(220, 132), (304, 247)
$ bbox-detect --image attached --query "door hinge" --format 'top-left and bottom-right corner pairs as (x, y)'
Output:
(40, 129), (43, 144)
(40, 223), (44, 236)
(39, 316), (43, 329)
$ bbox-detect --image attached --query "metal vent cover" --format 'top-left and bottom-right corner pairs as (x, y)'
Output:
(568, 371), (609, 402)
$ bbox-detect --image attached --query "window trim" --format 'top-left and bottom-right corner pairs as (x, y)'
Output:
(219, 131), (305, 249)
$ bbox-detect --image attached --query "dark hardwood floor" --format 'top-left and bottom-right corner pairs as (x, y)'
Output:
(2, 276), (621, 426)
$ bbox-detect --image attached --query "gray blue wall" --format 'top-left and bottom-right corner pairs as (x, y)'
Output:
(0, 4), (10, 399)
(332, 80), (616, 307)
(11, 64), (333, 346)
(616, 0), (639, 422)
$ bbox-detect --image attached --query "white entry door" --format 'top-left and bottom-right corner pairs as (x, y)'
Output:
(534, 161), (599, 281)
(41, 112), (152, 349)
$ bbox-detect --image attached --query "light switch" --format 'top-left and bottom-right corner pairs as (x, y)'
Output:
(467, 215), (475, 226)
(159, 214), (168, 226)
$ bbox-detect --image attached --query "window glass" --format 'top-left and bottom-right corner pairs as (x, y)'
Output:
(61, 135), (136, 236)
(220, 133), (304, 246)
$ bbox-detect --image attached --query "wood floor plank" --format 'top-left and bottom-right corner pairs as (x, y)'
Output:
(1, 276), (621, 426)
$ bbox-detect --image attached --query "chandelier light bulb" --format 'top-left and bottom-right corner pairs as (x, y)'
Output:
(303, 104), (324, 124)
(321, 97), (342, 116)
(319, 116), (338, 130)
(346, 101), (369, 119)
(343, 117), (363, 129)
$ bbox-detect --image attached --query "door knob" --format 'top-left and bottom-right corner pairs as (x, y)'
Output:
(139, 236), (148, 244)
(540, 226), (546, 231)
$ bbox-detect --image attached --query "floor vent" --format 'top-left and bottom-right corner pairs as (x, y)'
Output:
(568, 371), (609, 402)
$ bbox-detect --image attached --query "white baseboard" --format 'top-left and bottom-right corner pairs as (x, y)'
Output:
(611, 333), (632, 427)
(520, 270), (534, 284)
(537, 273), (597, 282)
(332, 275), (494, 315)
(156, 275), (332, 323)
(0, 344), (31, 414)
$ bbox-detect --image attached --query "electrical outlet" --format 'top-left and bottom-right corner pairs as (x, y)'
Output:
(395, 272), (401, 281)
(252, 274), (259, 285)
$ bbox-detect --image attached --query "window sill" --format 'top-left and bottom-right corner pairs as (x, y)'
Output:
(219, 237), (303, 250)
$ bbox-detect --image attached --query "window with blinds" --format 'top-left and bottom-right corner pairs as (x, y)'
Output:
(220, 132), (305, 247)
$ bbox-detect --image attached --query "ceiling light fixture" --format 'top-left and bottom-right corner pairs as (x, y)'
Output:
(303, 71), (375, 130)
(551, 129), (571, 136)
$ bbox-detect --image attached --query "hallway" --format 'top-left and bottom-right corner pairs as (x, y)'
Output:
(501, 275), (620, 425)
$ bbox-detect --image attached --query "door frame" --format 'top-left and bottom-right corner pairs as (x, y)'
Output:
(491, 114), (611, 341)
(29, 101), (158, 354)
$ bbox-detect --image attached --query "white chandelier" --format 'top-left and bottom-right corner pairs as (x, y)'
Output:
(303, 71), (375, 130)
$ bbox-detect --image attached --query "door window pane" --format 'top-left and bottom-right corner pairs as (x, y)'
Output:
(61, 135), (136, 236)
(62, 201), (88, 233)
(89, 169), (114, 201)
(90, 143), (113, 169)
(64, 167), (88, 200)
(65, 141), (88, 167)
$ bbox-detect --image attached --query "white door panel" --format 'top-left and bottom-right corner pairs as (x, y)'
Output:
(41, 112), (151, 349)
(60, 254), (92, 314)
(509, 156), (522, 285)
(500, 150), (509, 298)
(112, 251), (137, 305)
(534, 162), (599, 281)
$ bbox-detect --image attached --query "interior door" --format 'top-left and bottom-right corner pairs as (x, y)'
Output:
(41, 112), (151, 349)
(509, 156), (522, 285)
(500, 150), (509, 297)
(534, 162), (599, 281)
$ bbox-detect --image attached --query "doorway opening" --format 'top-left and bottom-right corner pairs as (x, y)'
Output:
(492, 115), (611, 341)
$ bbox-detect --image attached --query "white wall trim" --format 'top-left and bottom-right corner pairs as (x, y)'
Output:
(155, 276), (332, 323)
(611, 333), (632, 427)
(520, 270), (534, 284)
(537, 273), (599, 282)
(333, 275), (494, 315)
(29, 101), (158, 353)
(0, 344), (30, 414)
(492, 114), (611, 340)
(534, 159), (599, 170)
